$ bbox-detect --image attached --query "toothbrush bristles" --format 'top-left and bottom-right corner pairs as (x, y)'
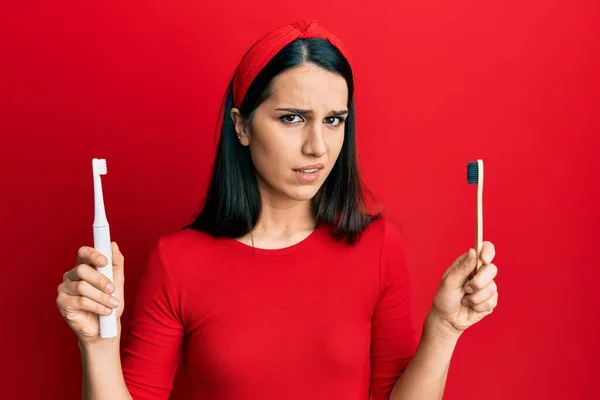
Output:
(467, 161), (478, 184)
(94, 158), (107, 175)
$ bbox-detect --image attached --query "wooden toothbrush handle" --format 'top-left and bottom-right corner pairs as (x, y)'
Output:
(469, 160), (484, 281)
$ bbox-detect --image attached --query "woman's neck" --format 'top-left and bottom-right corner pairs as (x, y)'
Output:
(235, 192), (318, 249)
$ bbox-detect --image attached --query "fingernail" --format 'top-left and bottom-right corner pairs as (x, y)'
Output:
(105, 307), (112, 314)
(464, 285), (474, 294)
(461, 297), (468, 305)
(109, 297), (119, 307)
(106, 283), (115, 293)
(98, 257), (107, 266)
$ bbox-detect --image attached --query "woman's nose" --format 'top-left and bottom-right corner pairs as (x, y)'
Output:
(302, 123), (327, 158)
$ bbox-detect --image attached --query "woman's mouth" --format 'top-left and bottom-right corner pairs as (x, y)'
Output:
(293, 165), (324, 183)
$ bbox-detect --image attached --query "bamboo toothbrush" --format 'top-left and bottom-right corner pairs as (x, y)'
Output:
(467, 159), (484, 281)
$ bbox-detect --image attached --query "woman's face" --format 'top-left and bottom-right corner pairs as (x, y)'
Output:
(232, 63), (348, 203)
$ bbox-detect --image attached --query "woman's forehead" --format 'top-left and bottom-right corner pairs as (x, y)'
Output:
(267, 64), (348, 108)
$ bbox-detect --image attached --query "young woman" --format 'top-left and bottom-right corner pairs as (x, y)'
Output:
(56, 20), (499, 400)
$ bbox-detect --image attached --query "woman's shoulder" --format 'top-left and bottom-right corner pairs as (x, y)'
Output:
(140, 228), (228, 288)
(157, 227), (216, 244)
(359, 215), (406, 248)
(151, 228), (221, 264)
(368, 216), (410, 276)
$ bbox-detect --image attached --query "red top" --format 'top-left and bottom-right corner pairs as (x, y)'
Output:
(121, 218), (417, 400)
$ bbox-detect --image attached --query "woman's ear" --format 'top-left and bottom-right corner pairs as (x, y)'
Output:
(230, 108), (250, 146)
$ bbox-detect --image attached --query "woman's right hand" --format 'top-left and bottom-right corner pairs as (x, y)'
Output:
(56, 241), (125, 344)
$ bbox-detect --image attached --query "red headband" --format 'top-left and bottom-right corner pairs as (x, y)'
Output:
(232, 20), (352, 108)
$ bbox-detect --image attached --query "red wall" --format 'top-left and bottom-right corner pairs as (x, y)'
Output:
(1, 1), (598, 398)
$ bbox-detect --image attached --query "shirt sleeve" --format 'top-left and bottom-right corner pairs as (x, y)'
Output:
(121, 240), (184, 400)
(370, 220), (418, 400)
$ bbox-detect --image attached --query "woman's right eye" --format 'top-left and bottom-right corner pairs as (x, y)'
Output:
(279, 114), (303, 124)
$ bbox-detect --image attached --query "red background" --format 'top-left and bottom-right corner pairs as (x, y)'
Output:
(1, 1), (598, 398)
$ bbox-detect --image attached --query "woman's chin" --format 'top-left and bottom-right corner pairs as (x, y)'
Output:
(285, 184), (322, 202)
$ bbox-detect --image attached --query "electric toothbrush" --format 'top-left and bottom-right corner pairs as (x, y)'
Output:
(92, 158), (118, 338)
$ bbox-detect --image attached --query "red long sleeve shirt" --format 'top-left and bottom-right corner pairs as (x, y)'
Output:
(121, 218), (417, 399)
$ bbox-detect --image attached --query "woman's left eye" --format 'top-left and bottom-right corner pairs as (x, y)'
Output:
(324, 116), (344, 126)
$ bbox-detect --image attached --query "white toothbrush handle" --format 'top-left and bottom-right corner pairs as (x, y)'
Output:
(93, 225), (118, 338)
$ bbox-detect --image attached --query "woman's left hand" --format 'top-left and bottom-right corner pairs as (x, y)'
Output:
(428, 242), (499, 338)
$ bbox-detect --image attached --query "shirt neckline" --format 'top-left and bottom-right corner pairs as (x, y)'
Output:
(220, 223), (327, 256)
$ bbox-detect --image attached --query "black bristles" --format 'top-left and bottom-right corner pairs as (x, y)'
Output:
(467, 162), (479, 184)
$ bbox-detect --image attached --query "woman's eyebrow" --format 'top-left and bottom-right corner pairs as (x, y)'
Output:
(275, 108), (349, 116)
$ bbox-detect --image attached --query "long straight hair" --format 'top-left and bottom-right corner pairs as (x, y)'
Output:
(184, 38), (380, 244)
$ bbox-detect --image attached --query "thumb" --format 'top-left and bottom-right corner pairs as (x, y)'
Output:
(111, 241), (125, 285)
(443, 248), (476, 287)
